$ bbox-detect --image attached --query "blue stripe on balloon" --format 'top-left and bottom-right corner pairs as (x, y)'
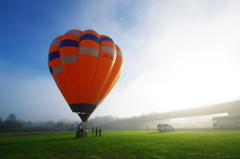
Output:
(60, 39), (79, 48)
(49, 66), (53, 74)
(48, 51), (60, 61)
(80, 34), (100, 44)
(101, 37), (114, 43)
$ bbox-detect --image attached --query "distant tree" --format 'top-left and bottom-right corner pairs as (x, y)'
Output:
(85, 115), (115, 129)
(45, 121), (56, 127)
(55, 121), (65, 128)
(26, 121), (34, 127)
(0, 116), (3, 128)
(21, 120), (35, 127)
(85, 119), (97, 129)
(6, 114), (17, 121)
(3, 114), (22, 129)
(115, 116), (120, 120)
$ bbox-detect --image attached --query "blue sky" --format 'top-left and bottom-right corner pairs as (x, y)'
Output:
(1, 0), (240, 122)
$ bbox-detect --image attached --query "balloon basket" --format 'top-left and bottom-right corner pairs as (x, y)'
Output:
(76, 130), (85, 138)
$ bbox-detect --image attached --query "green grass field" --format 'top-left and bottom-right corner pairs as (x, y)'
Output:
(0, 130), (240, 159)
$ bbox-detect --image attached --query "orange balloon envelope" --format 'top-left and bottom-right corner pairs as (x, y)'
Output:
(48, 29), (123, 122)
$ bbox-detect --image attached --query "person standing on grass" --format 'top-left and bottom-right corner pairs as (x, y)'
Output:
(95, 127), (98, 137)
(85, 128), (88, 137)
(92, 127), (94, 137)
(99, 127), (102, 137)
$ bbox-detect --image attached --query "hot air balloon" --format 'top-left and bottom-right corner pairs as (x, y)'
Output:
(48, 29), (123, 122)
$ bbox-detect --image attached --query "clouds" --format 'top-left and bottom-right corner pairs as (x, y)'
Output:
(95, 0), (240, 118)
(1, 0), (240, 121)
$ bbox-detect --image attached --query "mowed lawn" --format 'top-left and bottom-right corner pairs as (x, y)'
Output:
(0, 130), (240, 159)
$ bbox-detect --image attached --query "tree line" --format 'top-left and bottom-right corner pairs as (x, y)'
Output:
(0, 111), (160, 131)
(0, 113), (123, 131)
(0, 114), (76, 130)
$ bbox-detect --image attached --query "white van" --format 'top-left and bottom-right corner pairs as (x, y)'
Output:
(157, 124), (174, 132)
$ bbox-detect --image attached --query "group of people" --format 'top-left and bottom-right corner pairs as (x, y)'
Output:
(91, 127), (102, 137)
(78, 124), (102, 137)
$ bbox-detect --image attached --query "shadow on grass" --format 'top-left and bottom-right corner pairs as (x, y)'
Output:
(0, 137), (76, 146)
